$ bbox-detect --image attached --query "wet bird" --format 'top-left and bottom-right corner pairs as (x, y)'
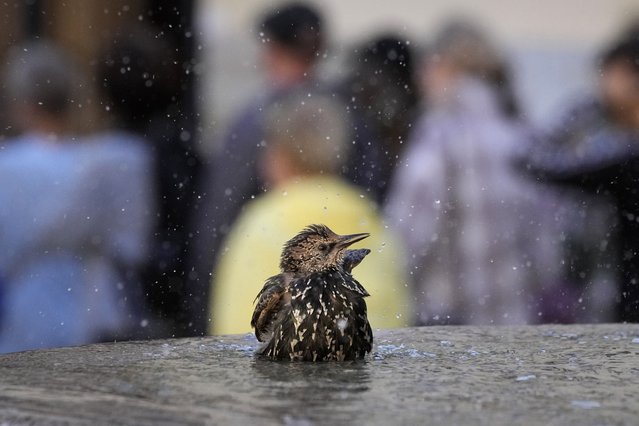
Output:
(251, 224), (373, 361)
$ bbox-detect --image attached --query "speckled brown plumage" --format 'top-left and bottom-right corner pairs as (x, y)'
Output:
(251, 224), (373, 361)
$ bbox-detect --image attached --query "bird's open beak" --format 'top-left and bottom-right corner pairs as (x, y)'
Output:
(336, 232), (370, 249)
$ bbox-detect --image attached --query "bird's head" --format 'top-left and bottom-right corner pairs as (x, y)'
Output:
(280, 224), (370, 274)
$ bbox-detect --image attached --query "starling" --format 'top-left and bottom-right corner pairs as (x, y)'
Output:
(251, 224), (373, 361)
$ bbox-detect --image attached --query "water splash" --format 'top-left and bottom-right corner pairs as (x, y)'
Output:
(373, 344), (436, 360)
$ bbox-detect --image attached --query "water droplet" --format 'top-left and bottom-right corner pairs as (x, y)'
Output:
(571, 400), (600, 409)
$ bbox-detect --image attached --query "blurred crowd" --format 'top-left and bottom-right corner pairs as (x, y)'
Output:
(1, 2), (639, 352)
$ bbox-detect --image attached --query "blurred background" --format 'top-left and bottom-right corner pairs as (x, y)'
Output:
(1, 0), (639, 352)
(1, 0), (636, 150)
(200, 0), (639, 153)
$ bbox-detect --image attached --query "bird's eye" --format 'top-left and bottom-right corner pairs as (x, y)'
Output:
(318, 243), (328, 252)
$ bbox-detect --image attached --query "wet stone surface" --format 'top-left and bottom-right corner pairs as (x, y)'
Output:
(0, 324), (638, 425)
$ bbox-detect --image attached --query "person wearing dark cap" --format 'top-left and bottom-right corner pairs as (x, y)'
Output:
(258, 3), (323, 89)
(187, 2), (381, 335)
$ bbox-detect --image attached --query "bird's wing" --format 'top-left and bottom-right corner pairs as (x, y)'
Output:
(251, 273), (292, 342)
(342, 249), (371, 273)
(351, 295), (373, 355)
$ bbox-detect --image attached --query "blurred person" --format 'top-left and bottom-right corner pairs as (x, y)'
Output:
(385, 21), (559, 326)
(98, 23), (202, 337)
(0, 41), (154, 353)
(209, 93), (410, 335)
(343, 34), (419, 202)
(526, 32), (639, 322)
(188, 2), (381, 335)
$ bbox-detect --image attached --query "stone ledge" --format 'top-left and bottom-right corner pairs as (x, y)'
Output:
(1, 324), (637, 425)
